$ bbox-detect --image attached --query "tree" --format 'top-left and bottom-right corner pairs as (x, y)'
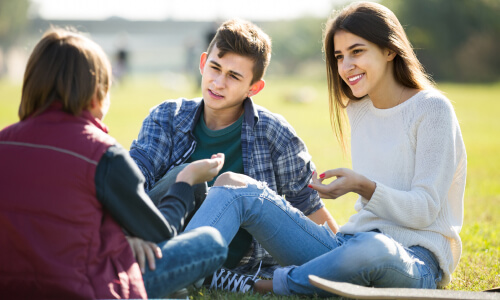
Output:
(383, 0), (500, 82)
(261, 17), (325, 77)
(0, 0), (30, 76)
(0, 0), (30, 45)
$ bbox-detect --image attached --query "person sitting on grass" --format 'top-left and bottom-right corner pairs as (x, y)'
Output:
(185, 2), (466, 296)
(0, 27), (227, 299)
(129, 18), (339, 287)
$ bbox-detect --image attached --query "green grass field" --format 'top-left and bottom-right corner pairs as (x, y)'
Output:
(1, 75), (498, 298)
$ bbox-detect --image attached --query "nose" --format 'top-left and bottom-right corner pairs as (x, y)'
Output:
(340, 56), (355, 73)
(212, 73), (226, 88)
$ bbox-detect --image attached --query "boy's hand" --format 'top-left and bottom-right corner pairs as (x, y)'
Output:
(176, 153), (225, 186)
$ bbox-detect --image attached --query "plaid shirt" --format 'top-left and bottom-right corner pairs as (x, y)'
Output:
(130, 97), (324, 277)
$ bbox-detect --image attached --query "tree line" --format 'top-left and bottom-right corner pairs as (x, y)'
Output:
(1, 0), (499, 82)
(262, 0), (500, 83)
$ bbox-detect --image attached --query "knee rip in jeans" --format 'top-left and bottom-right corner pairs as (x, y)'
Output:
(218, 180), (270, 191)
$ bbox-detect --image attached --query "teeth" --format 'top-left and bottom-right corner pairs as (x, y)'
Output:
(211, 89), (222, 97)
(349, 74), (362, 82)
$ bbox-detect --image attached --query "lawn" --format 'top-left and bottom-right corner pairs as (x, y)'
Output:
(1, 75), (498, 298)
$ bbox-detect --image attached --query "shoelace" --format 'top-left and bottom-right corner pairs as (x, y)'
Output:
(210, 261), (262, 292)
(252, 260), (262, 281)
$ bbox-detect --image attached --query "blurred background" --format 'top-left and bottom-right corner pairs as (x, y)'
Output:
(1, 0), (499, 85)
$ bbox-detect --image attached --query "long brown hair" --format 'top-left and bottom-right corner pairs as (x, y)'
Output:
(207, 19), (272, 84)
(19, 27), (111, 120)
(323, 2), (434, 151)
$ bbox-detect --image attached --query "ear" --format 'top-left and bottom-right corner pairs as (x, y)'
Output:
(247, 79), (265, 97)
(386, 49), (397, 61)
(199, 52), (208, 75)
(88, 94), (101, 118)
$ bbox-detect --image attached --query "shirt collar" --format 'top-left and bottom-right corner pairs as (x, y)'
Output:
(243, 97), (259, 128)
(185, 97), (259, 132)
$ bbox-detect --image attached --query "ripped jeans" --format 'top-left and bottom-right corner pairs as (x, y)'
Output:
(185, 182), (442, 296)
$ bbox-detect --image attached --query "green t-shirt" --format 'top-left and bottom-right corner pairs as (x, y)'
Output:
(187, 112), (244, 186)
(188, 112), (251, 268)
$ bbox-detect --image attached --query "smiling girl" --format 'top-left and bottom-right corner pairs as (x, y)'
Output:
(185, 2), (467, 296)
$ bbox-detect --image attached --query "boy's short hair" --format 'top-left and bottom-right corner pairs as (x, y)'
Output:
(19, 27), (111, 120)
(207, 19), (271, 84)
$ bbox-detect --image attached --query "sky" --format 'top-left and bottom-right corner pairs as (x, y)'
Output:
(30, 0), (346, 21)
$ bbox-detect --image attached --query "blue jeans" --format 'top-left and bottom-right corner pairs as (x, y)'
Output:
(149, 164), (208, 212)
(185, 183), (442, 296)
(142, 165), (227, 297)
(142, 226), (227, 298)
(151, 164), (253, 269)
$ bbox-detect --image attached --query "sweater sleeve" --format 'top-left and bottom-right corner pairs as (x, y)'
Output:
(95, 145), (195, 242)
(364, 96), (463, 229)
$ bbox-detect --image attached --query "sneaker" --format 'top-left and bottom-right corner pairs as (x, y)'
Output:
(166, 288), (189, 299)
(205, 268), (260, 293)
(192, 277), (205, 289)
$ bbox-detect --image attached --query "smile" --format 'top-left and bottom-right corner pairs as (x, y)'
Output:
(348, 74), (364, 84)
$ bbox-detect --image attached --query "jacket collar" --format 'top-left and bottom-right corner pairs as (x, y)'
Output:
(81, 109), (109, 134)
(44, 102), (109, 134)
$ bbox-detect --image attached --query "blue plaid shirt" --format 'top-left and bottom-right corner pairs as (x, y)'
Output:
(130, 97), (324, 277)
(130, 97), (323, 215)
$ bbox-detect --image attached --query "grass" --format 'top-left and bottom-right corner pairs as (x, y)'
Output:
(1, 75), (498, 298)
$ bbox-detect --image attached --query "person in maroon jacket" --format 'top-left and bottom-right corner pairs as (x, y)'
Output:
(0, 27), (227, 299)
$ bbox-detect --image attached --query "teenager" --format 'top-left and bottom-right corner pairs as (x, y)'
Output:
(185, 2), (467, 296)
(129, 18), (338, 279)
(0, 28), (227, 299)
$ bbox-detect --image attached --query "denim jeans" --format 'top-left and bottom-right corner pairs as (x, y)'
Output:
(142, 165), (227, 297)
(142, 226), (227, 298)
(150, 164), (253, 269)
(185, 183), (442, 297)
(149, 164), (207, 210)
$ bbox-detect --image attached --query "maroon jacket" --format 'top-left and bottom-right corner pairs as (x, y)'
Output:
(0, 104), (147, 299)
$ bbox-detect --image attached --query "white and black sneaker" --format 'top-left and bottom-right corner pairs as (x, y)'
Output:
(205, 268), (260, 293)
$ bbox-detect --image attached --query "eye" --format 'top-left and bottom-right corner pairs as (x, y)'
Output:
(335, 54), (343, 60)
(352, 49), (363, 55)
(210, 64), (220, 72)
(230, 74), (239, 80)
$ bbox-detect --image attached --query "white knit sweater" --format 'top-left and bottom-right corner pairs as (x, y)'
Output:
(340, 89), (467, 287)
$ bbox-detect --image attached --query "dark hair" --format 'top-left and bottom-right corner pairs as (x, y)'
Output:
(19, 27), (111, 120)
(207, 19), (272, 84)
(323, 2), (434, 150)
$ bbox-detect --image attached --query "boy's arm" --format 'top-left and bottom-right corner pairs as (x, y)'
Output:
(129, 108), (172, 192)
(274, 134), (339, 232)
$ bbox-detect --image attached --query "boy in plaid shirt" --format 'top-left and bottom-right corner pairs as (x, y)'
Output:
(130, 19), (338, 280)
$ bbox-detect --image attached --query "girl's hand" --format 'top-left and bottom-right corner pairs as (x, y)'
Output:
(176, 153), (225, 186)
(309, 168), (376, 200)
(126, 236), (162, 274)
